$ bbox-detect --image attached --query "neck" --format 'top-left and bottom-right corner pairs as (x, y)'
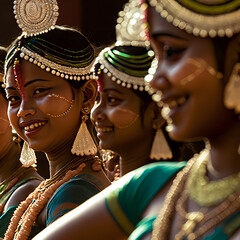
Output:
(0, 141), (21, 183)
(117, 138), (153, 176)
(208, 119), (240, 178)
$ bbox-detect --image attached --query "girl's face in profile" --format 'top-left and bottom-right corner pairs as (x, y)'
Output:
(5, 59), (82, 153)
(91, 73), (155, 153)
(148, 6), (237, 142)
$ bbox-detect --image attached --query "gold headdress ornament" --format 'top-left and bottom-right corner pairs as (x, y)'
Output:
(14, 0), (59, 37)
(116, 0), (150, 47)
(148, 0), (240, 38)
(4, 0), (95, 82)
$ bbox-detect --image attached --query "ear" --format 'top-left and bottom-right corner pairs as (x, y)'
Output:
(80, 79), (98, 112)
(151, 103), (165, 129)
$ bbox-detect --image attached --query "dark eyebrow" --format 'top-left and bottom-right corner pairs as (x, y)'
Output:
(5, 79), (49, 91)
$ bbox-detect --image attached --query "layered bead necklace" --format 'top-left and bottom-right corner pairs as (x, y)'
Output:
(0, 167), (35, 215)
(4, 155), (99, 240)
(151, 149), (240, 240)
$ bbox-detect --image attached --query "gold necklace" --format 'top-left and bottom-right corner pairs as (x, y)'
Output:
(151, 157), (195, 240)
(175, 187), (240, 240)
(39, 155), (99, 193)
(5, 155), (100, 240)
(151, 149), (240, 240)
(0, 166), (35, 197)
(187, 149), (240, 207)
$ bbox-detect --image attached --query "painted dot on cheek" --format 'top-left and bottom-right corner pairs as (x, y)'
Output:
(109, 107), (139, 129)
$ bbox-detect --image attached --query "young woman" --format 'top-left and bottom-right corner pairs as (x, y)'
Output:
(33, 0), (240, 239)
(0, 47), (43, 238)
(3, 1), (110, 239)
(92, 45), (200, 179)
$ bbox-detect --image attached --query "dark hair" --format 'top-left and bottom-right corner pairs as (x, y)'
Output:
(211, 37), (233, 74)
(6, 26), (95, 91)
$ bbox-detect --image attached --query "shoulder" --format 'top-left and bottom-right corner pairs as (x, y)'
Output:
(48, 174), (102, 208)
(114, 161), (187, 190)
(5, 178), (42, 210)
(57, 173), (104, 194)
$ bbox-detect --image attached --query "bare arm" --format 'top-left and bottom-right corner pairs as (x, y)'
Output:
(33, 186), (128, 240)
(4, 179), (42, 211)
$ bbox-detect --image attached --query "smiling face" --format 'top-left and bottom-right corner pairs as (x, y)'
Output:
(5, 59), (82, 153)
(91, 73), (155, 153)
(148, 7), (237, 142)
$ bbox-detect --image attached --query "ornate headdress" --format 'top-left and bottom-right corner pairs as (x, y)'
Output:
(116, 0), (150, 47)
(95, 0), (154, 91)
(147, 0), (240, 38)
(96, 46), (154, 91)
(5, 0), (95, 82)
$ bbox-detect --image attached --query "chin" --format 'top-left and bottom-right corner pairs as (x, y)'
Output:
(168, 126), (190, 142)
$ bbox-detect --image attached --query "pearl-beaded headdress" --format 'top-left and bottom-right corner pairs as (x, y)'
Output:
(4, 0), (95, 83)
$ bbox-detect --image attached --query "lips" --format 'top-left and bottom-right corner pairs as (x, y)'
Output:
(20, 120), (47, 132)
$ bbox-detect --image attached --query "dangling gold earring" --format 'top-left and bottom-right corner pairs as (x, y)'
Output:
(20, 141), (37, 167)
(71, 107), (98, 156)
(224, 62), (240, 114)
(150, 127), (173, 161)
(12, 128), (21, 148)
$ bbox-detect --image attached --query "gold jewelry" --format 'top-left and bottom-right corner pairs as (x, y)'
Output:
(0, 166), (36, 215)
(12, 128), (21, 148)
(187, 148), (240, 207)
(151, 157), (195, 240)
(19, 141), (37, 168)
(5, 155), (96, 240)
(40, 155), (98, 191)
(19, 47), (95, 81)
(144, 57), (160, 96)
(175, 186), (240, 240)
(148, 0), (240, 38)
(47, 99), (74, 118)
(151, 150), (240, 240)
(150, 128), (172, 160)
(0, 166), (32, 192)
(71, 107), (98, 156)
(224, 62), (240, 114)
(116, 0), (150, 48)
(14, 0), (59, 37)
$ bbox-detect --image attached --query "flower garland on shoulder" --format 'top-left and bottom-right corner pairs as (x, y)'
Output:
(4, 155), (98, 240)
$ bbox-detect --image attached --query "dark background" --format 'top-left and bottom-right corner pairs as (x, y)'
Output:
(0, 0), (128, 48)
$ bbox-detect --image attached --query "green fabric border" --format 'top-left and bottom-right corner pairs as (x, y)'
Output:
(176, 0), (240, 15)
(106, 190), (135, 235)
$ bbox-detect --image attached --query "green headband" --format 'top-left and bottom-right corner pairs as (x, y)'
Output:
(5, 35), (95, 82)
(96, 46), (154, 91)
(148, 0), (240, 38)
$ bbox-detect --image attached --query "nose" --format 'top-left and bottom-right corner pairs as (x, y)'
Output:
(91, 101), (106, 123)
(17, 100), (36, 118)
(149, 61), (170, 92)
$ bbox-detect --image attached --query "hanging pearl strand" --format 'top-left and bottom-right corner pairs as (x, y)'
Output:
(4, 155), (98, 240)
